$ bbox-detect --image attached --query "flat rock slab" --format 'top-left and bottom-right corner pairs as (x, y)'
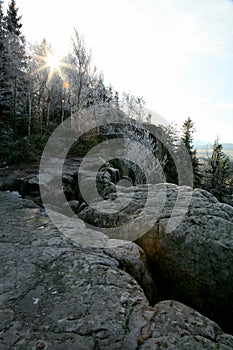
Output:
(1, 191), (233, 349)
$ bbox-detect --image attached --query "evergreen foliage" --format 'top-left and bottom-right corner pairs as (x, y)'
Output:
(161, 124), (180, 185)
(0, 0), (27, 140)
(202, 138), (233, 202)
(5, 0), (22, 35)
(0, 2), (119, 164)
(0, 1), (233, 207)
(181, 117), (201, 188)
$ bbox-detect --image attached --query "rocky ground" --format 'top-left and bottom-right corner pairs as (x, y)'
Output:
(1, 155), (233, 348)
(1, 190), (233, 349)
(80, 183), (233, 334)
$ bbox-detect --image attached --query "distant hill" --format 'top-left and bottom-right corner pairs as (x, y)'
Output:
(221, 143), (233, 151)
(195, 141), (233, 161)
(195, 141), (233, 150)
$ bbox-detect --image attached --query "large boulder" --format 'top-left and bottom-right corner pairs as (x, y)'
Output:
(135, 185), (233, 334)
(78, 183), (233, 334)
(1, 191), (233, 349)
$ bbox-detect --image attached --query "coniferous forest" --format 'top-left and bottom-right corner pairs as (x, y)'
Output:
(0, 0), (233, 206)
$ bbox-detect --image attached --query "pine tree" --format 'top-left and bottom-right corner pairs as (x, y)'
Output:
(0, 0), (6, 119)
(161, 123), (180, 184)
(3, 0), (27, 139)
(5, 0), (22, 35)
(181, 117), (201, 187)
(202, 138), (233, 202)
(0, 1), (4, 50)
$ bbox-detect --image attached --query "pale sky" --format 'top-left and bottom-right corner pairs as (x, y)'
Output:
(6, 0), (233, 143)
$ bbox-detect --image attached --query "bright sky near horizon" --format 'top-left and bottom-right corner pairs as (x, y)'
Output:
(5, 0), (233, 143)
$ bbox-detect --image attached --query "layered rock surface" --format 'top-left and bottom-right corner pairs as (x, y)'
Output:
(79, 183), (233, 334)
(136, 185), (233, 334)
(1, 191), (233, 349)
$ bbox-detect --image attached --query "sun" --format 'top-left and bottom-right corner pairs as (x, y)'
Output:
(33, 50), (70, 87)
(46, 53), (61, 71)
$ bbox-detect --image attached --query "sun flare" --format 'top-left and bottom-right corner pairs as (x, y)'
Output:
(46, 53), (61, 71)
(33, 50), (70, 87)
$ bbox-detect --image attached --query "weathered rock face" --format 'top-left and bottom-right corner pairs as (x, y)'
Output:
(1, 191), (233, 349)
(139, 300), (233, 349)
(135, 186), (233, 334)
(78, 183), (233, 334)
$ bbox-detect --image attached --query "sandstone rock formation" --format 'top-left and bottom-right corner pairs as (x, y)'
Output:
(77, 183), (233, 334)
(136, 185), (233, 334)
(1, 190), (233, 349)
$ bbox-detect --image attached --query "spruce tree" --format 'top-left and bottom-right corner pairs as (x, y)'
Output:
(5, 0), (22, 36)
(4, 0), (27, 139)
(0, 0), (6, 118)
(202, 138), (233, 202)
(181, 117), (201, 187)
(161, 123), (179, 184)
(0, 0), (4, 47)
